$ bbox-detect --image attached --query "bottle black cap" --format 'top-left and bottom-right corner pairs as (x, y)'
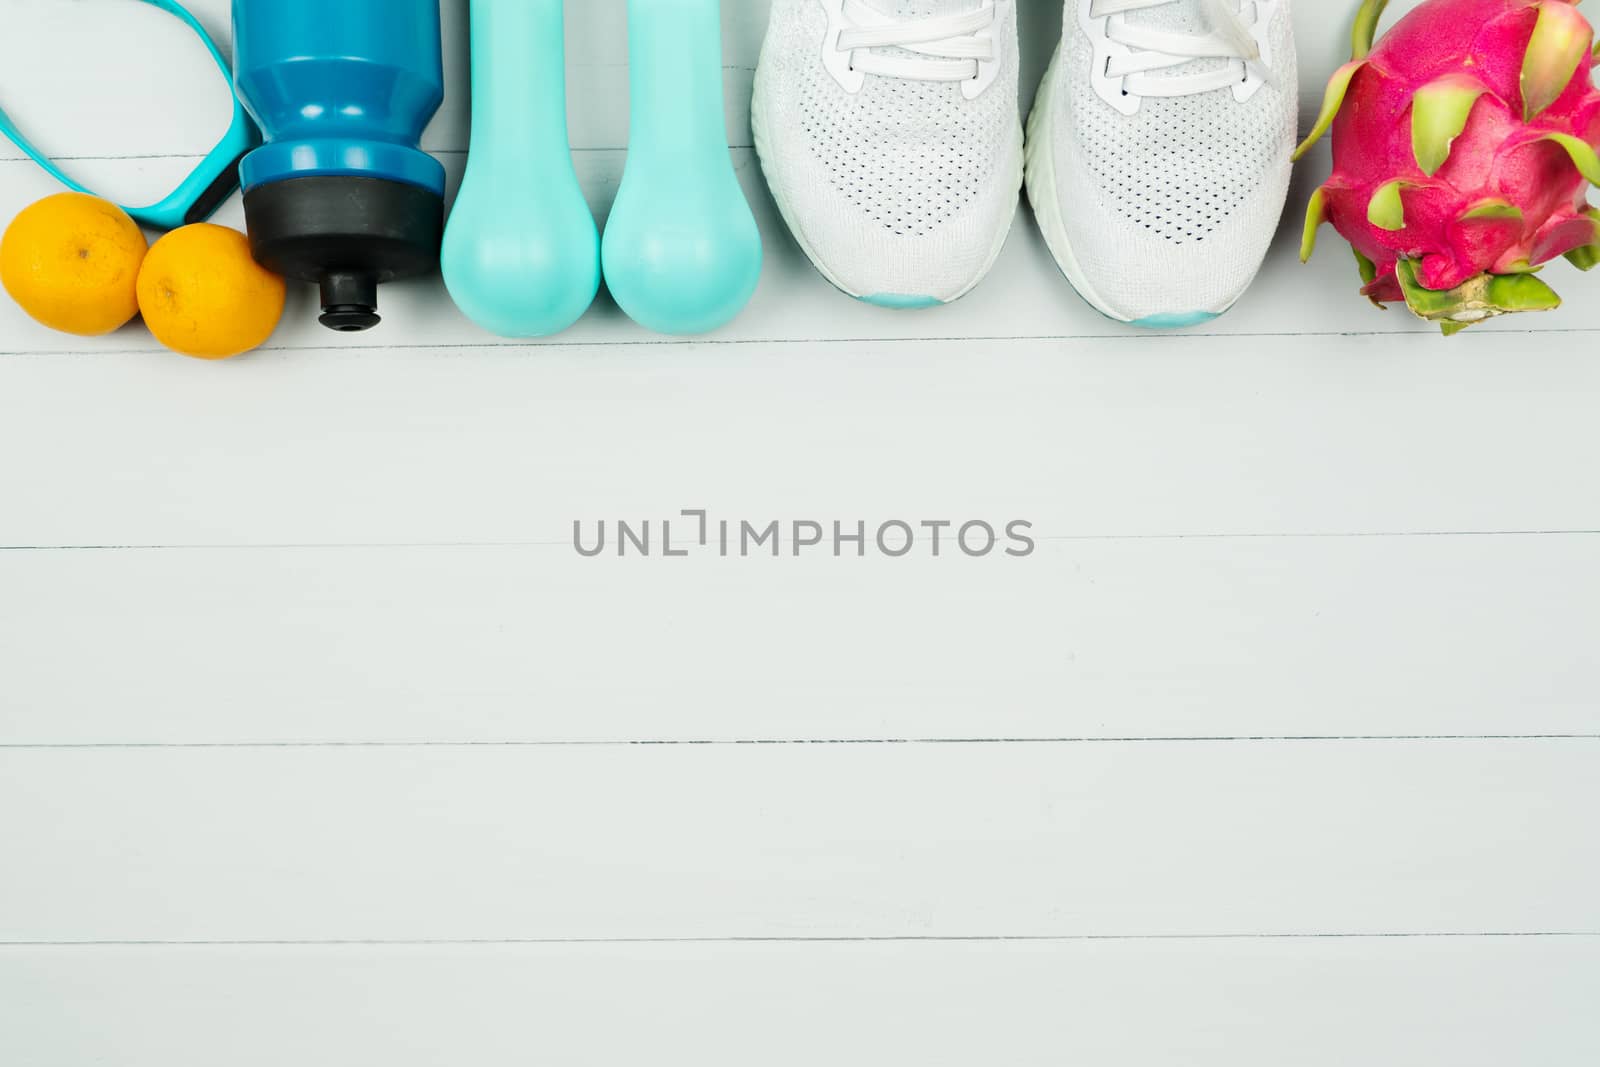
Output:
(242, 175), (444, 333)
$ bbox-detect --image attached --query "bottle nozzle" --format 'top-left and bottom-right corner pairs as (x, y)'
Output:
(318, 271), (381, 332)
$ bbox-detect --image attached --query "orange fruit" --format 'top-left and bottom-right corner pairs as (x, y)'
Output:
(1, 192), (148, 336)
(137, 223), (286, 359)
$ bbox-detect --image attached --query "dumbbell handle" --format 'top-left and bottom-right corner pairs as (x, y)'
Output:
(626, 0), (734, 162)
(467, 0), (569, 166)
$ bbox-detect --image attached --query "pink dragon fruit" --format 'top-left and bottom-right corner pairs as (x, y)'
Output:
(1297, 0), (1600, 333)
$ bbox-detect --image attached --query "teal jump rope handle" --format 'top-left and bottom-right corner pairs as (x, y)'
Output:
(601, 0), (762, 335)
(442, 0), (600, 337)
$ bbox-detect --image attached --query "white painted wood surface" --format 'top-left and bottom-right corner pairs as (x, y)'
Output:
(2, 533), (1598, 742)
(1, 1), (1596, 1064)
(4, 939), (1595, 1067)
(4, 740), (1597, 940)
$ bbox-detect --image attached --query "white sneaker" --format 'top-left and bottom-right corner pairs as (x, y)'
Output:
(753, 0), (1023, 309)
(1025, 1), (1297, 328)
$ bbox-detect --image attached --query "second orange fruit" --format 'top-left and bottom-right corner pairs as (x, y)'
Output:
(137, 223), (286, 359)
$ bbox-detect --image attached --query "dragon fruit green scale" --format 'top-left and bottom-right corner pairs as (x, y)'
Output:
(1297, 0), (1600, 333)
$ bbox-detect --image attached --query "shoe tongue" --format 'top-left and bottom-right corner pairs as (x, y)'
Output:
(857, 0), (984, 16)
(852, 0), (987, 75)
(1121, 0), (1232, 81)
(1122, 0), (1199, 30)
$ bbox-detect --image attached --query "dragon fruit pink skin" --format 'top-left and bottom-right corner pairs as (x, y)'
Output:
(1298, 0), (1600, 333)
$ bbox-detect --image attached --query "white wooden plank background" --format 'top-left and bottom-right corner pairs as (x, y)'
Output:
(1, 0), (1597, 1063)
(4, 940), (1595, 1067)
(2, 534), (1598, 742)
(4, 740), (1596, 940)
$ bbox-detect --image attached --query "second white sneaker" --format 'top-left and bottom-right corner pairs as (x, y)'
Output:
(753, 0), (1023, 309)
(1026, 0), (1297, 328)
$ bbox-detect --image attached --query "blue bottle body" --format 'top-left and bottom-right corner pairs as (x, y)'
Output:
(233, 0), (446, 195)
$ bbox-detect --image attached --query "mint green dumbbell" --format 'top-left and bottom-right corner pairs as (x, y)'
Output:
(443, 0), (600, 337)
(601, 0), (762, 335)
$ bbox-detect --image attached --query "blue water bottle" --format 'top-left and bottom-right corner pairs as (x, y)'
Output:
(233, 0), (446, 332)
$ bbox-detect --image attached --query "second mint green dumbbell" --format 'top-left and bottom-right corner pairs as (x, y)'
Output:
(602, 0), (763, 335)
(443, 0), (600, 338)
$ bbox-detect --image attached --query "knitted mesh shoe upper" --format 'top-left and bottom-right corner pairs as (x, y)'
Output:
(754, 0), (1023, 302)
(1036, 1), (1298, 319)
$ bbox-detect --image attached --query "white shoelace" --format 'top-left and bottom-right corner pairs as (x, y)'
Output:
(835, 1), (997, 83)
(1091, 0), (1267, 98)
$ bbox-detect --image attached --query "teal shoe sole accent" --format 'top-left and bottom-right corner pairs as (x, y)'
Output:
(1130, 310), (1219, 330)
(861, 293), (942, 310)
